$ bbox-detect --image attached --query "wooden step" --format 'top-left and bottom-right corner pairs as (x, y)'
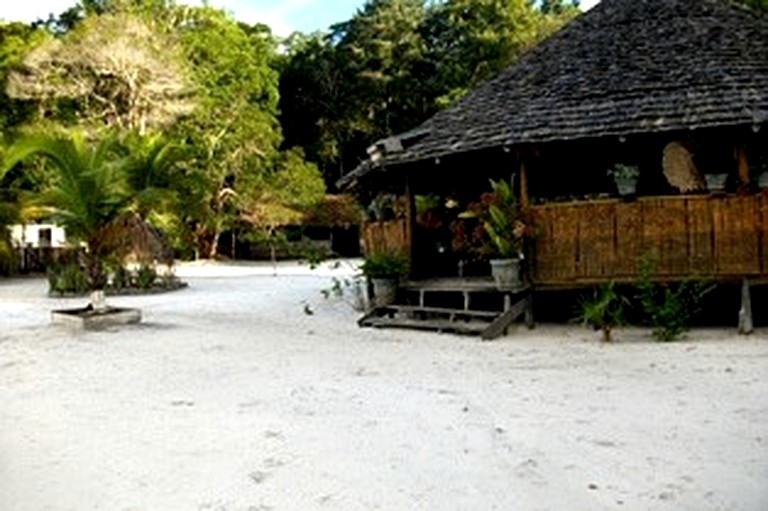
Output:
(377, 305), (500, 320)
(362, 316), (489, 335)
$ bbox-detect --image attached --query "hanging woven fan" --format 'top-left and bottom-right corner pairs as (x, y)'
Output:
(662, 142), (706, 193)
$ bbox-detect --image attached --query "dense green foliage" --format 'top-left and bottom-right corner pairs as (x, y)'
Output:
(0, 0), (583, 265)
(738, 0), (768, 11)
(4, 132), (133, 288)
(279, 0), (578, 188)
(576, 282), (629, 342)
(1, 0), (328, 261)
(360, 251), (409, 278)
(636, 259), (714, 342)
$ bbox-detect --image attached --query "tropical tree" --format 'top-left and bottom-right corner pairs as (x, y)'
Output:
(120, 131), (183, 220)
(279, 0), (432, 187)
(0, 140), (19, 275)
(3, 132), (130, 300)
(737, 0), (768, 11)
(0, 22), (48, 133)
(7, 13), (194, 134)
(279, 0), (577, 188)
(422, 0), (575, 107)
(170, 7), (325, 258)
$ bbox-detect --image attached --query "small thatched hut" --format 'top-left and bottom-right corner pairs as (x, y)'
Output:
(344, 0), (768, 289)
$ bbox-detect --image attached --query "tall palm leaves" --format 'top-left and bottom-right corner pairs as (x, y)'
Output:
(122, 132), (182, 219)
(0, 154), (18, 275)
(4, 133), (129, 289)
(3, 131), (182, 288)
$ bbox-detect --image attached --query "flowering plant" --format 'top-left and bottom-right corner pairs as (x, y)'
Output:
(458, 178), (528, 259)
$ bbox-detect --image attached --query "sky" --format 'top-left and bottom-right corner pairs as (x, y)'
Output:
(1, 0), (601, 36)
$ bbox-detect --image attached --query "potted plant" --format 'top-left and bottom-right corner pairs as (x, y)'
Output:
(704, 173), (728, 192)
(759, 171), (768, 189)
(608, 163), (640, 196)
(461, 178), (526, 289)
(360, 252), (407, 307)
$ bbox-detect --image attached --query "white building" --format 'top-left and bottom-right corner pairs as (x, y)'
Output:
(9, 224), (68, 249)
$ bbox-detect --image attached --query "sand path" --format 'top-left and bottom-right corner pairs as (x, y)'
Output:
(0, 261), (766, 510)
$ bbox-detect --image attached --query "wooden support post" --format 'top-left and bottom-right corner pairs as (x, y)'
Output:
(738, 279), (753, 335)
(404, 176), (416, 278)
(737, 145), (750, 194)
(519, 154), (530, 209)
(524, 293), (535, 329)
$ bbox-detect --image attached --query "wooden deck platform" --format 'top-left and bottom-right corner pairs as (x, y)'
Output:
(359, 277), (533, 340)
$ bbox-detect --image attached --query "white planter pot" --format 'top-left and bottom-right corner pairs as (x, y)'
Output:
(705, 173), (728, 192)
(758, 171), (768, 189)
(371, 277), (398, 307)
(490, 258), (522, 290)
(615, 177), (637, 196)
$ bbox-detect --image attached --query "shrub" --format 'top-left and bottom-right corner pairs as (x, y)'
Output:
(110, 264), (130, 291)
(48, 263), (88, 295)
(360, 252), (408, 279)
(576, 282), (628, 342)
(135, 264), (157, 290)
(636, 259), (714, 342)
(0, 238), (15, 276)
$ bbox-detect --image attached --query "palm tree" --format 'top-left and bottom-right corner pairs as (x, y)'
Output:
(4, 132), (129, 300)
(121, 131), (183, 221)
(0, 162), (18, 276)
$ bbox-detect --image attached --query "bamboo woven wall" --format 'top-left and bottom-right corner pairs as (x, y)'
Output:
(361, 220), (410, 257)
(531, 195), (768, 286)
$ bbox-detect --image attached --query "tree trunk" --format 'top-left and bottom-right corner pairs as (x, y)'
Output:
(83, 248), (108, 310)
(84, 251), (107, 292)
(209, 229), (221, 259)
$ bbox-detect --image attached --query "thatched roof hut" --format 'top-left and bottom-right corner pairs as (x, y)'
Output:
(345, 0), (768, 289)
(341, 0), (768, 189)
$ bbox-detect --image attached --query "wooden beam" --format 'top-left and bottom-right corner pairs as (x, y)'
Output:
(482, 296), (527, 340)
(404, 175), (416, 277)
(737, 145), (750, 194)
(519, 153), (530, 209)
(738, 279), (754, 335)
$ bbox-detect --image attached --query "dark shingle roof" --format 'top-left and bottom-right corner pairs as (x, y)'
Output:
(342, 0), (768, 187)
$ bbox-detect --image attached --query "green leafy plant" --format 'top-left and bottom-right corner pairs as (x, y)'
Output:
(360, 252), (408, 279)
(460, 178), (527, 259)
(299, 242), (332, 270)
(135, 264), (157, 290)
(4, 132), (130, 293)
(607, 163), (640, 181)
(109, 263), (130, 291)
(576, 282), (629, 342)
(48, 263), (88, 295)
(636, 259), (714, 342)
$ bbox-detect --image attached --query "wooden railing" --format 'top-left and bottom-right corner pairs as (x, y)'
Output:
(361, 220), (410, 257)
(530, 194), (768, 286)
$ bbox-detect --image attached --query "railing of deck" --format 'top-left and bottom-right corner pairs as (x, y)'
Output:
(530, 194), (768, 286)
(361, 220), (410, 257)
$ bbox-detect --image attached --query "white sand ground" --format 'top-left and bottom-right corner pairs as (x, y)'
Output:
(0, 260), (766, 511)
